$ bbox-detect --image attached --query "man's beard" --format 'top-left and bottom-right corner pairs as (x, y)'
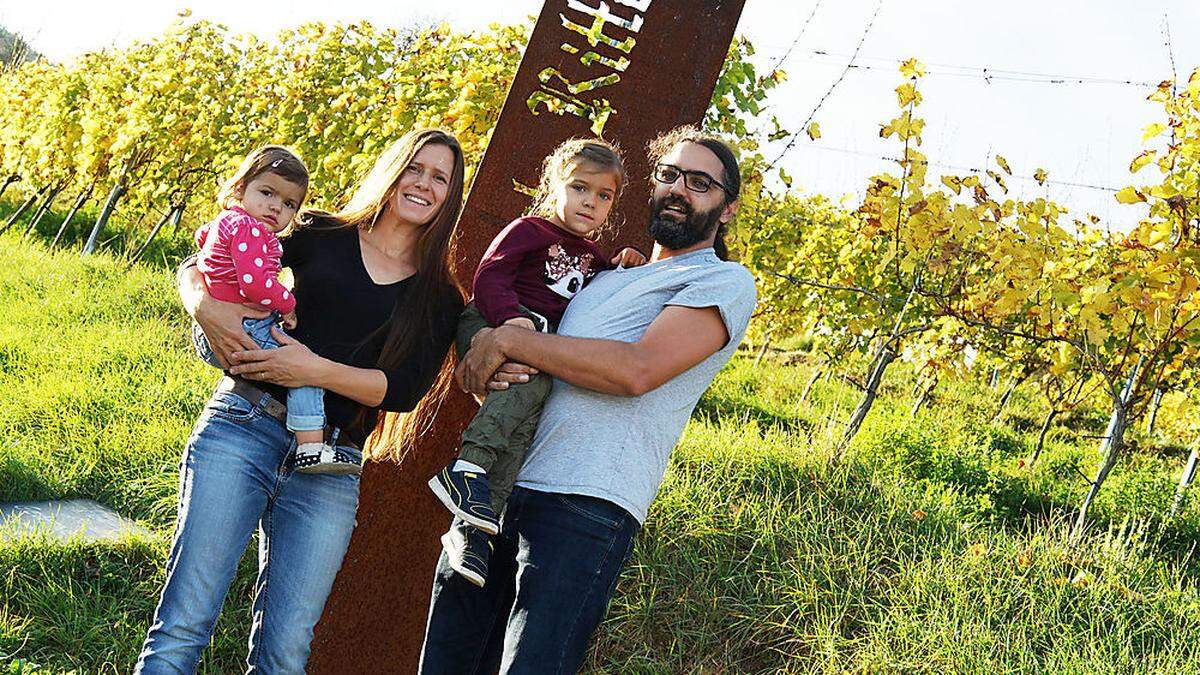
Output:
(647, 194), (723, 250)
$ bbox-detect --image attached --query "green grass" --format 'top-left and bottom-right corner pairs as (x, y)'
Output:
(4, 233), (1200, 673)
(592, 360), (1200, 672)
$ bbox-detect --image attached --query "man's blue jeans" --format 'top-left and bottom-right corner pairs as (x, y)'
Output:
(134, 387), (360, 674)
(419, 486), (640, 674)
(192, 315), (325, 433)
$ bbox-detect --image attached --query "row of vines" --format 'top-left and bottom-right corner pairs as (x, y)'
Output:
(0, 16), (773, 259)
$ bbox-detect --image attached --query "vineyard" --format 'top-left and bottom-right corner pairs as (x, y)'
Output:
(738, 57), (1200, 529)
(0, 17), (775, 262)
(3, 11), (1200, 673)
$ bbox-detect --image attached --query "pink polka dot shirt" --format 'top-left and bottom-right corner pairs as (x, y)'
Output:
(194, 206), (296, 314)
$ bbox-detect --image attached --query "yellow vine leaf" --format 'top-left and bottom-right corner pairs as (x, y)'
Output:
(1142, 122), (1167, 142)
(895, 82), (922, 107)
(1145, 221), (1173, 247)
(1149, 183), (1180, 200)
(996, 155), (1012, 175)
(899, 58), (927, 79)
(993, 288), (1027, 315)
(1033, 168), (1048, 185)
(879, 112), (924, 141)
(806, 122), (821, 140)
(986, 170), (1008, 193)
(1129, 150), (1157, 173)
(1147, 81), (1173, 103)
(1114, 186), (1145, 204)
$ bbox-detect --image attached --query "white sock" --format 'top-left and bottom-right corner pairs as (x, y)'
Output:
(452, 459), (486, 474)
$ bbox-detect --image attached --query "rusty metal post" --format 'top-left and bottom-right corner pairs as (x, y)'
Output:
(310, 1), (745, 671)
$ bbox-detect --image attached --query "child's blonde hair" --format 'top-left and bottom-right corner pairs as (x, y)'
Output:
(217, 145), (309, 209)
(527, 138), (626, 235)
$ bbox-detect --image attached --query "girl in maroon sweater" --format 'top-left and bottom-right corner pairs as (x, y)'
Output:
(428, 138), (644, 586)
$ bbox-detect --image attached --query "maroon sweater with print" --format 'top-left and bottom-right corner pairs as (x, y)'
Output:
(473, 216), (612, 327)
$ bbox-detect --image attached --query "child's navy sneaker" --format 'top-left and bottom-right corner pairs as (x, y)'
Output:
(428, 465), (499, 535)
(441, 518), (492, 588)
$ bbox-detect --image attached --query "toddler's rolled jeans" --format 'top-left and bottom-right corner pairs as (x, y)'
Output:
(192, 313), (326, 433)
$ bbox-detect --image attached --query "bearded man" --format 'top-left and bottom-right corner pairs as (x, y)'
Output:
(420, 126), (758, 675)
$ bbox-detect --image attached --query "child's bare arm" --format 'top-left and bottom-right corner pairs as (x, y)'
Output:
(610, 247), (648, 268)
(502, 316), (536, 331)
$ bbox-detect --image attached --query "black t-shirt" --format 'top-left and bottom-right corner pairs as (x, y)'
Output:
(252, 224), (461, 445)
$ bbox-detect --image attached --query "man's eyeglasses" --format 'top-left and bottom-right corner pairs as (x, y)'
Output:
(653, 163), (732, 198)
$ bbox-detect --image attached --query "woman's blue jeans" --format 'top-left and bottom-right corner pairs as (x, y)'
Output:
(134, 387), (361, 674)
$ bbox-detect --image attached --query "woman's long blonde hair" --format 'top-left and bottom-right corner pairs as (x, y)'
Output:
(295, 128), (467, 462)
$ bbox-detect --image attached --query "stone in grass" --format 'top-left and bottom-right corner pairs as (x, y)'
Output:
(0, 499), (153, 543)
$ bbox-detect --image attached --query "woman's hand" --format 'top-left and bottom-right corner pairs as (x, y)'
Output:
(228, 328), (326, 387)
(186, 272), (271, 369)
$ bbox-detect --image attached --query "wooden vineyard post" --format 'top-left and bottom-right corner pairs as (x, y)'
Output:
(308, 1), (746, 671)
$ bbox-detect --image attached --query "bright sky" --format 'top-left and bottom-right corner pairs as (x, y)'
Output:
(2, 0), (1197, 230)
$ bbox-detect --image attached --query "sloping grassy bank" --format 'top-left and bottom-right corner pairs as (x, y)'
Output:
(3, 235), (1200, 673)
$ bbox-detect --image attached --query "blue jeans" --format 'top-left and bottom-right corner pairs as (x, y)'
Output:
(135, 387), (361, 674)
(419, 486), (639, 674)
(192, 315), (325, 432)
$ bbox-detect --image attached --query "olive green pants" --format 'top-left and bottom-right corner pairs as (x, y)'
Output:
(455, 302), (553, 514)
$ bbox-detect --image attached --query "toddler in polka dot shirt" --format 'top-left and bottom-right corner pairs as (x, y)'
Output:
(191, 145), (357, 475)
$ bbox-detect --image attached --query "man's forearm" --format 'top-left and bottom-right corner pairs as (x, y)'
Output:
(495, 326), (647, 396)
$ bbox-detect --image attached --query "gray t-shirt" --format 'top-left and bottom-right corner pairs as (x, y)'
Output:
(515, 247), (757, 524)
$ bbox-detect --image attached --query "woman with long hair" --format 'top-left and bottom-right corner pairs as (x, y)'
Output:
(136, 128), (467, 673)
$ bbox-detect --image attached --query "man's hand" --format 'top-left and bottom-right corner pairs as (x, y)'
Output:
(487, 362), (539, 391)
(456, 326), (515, 395)
(611, 247), (647, 268)
(281, 310), (298, 330)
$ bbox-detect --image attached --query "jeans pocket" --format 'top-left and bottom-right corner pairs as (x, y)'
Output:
(552, 493), (622, 531)
(206, 391), (258, 424)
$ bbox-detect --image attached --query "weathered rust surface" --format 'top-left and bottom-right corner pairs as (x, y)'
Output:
(310, 1), (745, 671)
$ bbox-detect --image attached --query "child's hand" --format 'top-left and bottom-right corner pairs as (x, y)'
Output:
(503, 316), (537, 331)
(611, 247), (647, 268)
(281, 311), (298, 330)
